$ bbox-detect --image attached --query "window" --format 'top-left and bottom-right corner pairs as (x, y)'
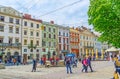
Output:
(53, 28), (55, 32)
(16, 19), (19, 24)
(0, 38), (3, 43)
(63, 33), (65, 36)
(63, 38), (65, 43)
(24, 39), (27, 45)
(67, 38), (68, 44)
(49, 28), (51, 32)
(66, 33), (68, 37)
(24, 21), (27, 26)
(59, 32), (61, 36)
(0, 16), (4, 21)
(80, 42), (82, 46)
(49, 34), (51, 38)
(36, 24), (39, 28)
(44, 33), (46, 38)
(36, 41), (39, 46)
(15, 38), (19, 43)
(36, 49), (39, 52)
(9, 18), (13, 23)
(49, 42), (51, 47)
(24, 30), (27, 35)
(63, 45), (65, 50)
(44, 27), (46, 31)
(80, 35), (82, 39)
(16, 28), (19, 34)
(24, 49), (27, 52)
(31, 23), (33, 27)
(8, 38), (13, 44)
(59, 37), (61, 43)
(42, 48), (46, 52)
(42, 40), (46, 46)
(0, 25), (4, 32)
(36, 32), (39, 37)
(9, 27), (13, 33)
(30, 40), (33, 45)
(30, 31), (33, 36)
(30, 49), (33, 52)
(67, 45), (69, 50)
(59, 44), (61, 50)
(54, 42), (56, 47)
(54, 35), (56, 39)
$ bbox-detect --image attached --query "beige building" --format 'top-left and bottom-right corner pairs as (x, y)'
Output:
(22, 14), (42, 63)
(79, 26), (96, 56)
(0, 6), (22, 61)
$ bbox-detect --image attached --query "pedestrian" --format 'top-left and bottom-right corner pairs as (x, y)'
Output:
(112, 71), (119, 79)
(87, 56), (93, 72)
(64, 56), (72, 74)
(0, 58), (1, 63)
(81, 57), (88, 73)
(114, 57), (120, 74)
(31, 58), (37, 72)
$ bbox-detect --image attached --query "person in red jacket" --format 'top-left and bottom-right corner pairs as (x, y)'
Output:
(81, 57), (88, 73)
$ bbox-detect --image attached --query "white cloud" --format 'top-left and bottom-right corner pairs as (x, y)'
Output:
(0, 0), (91, 28)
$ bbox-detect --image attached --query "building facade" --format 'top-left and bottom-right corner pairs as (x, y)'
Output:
(58, 25), (70, 57)
(0, 6), (22, 61)
(42, 21), (58, 59)
(22, 14), (42, 62)
(79, 27), (96, 56)
(70, 27), (79, 57)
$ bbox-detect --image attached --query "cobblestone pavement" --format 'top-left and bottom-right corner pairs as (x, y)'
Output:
(0, 61), (115, 79)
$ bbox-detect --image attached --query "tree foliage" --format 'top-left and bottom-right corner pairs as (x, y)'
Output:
(88, 0), (120, 48)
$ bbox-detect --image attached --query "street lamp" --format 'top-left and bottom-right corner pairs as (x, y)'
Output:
(0, 43), (7, 62)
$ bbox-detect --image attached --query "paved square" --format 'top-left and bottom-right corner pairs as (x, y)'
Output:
(0, 61), (115, 79)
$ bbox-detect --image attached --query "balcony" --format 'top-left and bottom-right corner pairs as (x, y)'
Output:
(0, 43), (21, 47)
(84, 46), (94, 48)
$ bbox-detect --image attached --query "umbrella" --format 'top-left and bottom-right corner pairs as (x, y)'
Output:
(66, 53), (75, 57)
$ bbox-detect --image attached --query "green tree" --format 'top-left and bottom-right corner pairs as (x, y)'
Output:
(88, 0), (120, 47)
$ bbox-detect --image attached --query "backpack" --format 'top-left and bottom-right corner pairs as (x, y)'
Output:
(66, 57), (71, 64)
(82, 59), (87, 65)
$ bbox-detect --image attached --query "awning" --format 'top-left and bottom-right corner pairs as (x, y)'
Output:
(61, 50), (69, 53)
(105, 47), (118, 52)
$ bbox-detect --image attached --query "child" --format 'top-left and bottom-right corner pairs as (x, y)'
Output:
(113, 71), (119, 79)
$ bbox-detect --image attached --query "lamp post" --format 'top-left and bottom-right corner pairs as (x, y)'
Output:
(0, 43), (7, 63)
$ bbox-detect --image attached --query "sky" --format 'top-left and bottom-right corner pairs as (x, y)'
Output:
(0, 0), (92, 29)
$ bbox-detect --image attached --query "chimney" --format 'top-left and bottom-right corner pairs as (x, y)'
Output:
(24, 14), (31, 19)
(38, 20), (43, 23)
(50, 21), (54, 24)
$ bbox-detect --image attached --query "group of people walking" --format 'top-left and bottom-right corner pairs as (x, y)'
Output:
(64, 56), (93, 74)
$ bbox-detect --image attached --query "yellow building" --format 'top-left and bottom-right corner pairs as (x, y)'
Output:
(79, 26), (96, 57)
(22, 14), (42, 63)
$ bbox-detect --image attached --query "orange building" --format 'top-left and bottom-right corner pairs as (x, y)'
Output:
(70, 27), (80, 57)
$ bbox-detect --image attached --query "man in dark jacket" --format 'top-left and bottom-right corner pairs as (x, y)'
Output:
(87, 57), (93, 72)
(65, 56), (72, 74)
(32, 58), (37, 72)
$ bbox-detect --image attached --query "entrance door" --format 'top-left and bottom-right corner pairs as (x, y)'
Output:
(23, 54), (27, 64)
